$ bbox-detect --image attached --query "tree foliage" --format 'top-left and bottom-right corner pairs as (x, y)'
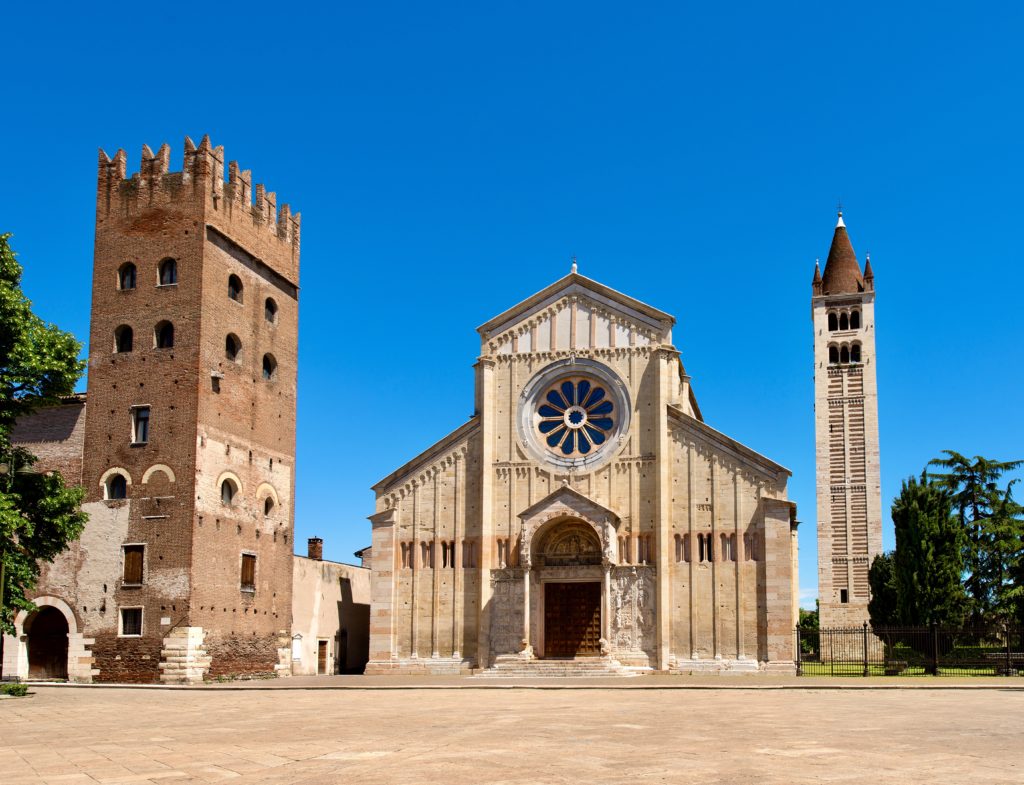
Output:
(928, 451), (1024, 623)
(890, 473), (968, 627)
(867, 552), (899, 627)
(0, 234), (88, 634)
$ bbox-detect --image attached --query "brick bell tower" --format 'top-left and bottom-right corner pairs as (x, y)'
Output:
(86, 137), (300, 682)
(811, 212), (882, 629)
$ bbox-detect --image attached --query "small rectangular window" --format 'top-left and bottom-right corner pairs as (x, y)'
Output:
(132, 406), (150, 444)
(840, 588), (849, 604)
(241, 553), (256, 592)
(123, 545), (144, 585)
(120, 607), (143, 637)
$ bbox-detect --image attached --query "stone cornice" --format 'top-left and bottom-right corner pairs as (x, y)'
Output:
(372, 418), (477, 495)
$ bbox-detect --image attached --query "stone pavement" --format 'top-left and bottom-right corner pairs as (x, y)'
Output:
(2, 681), (1022, 784)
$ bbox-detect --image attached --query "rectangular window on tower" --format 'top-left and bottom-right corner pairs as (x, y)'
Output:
(241, 553), (256, 592)
(131, 406), (150, 445)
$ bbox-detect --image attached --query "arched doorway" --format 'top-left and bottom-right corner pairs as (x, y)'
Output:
(536, 521), (604, 658)
(26, 606), (69, 680)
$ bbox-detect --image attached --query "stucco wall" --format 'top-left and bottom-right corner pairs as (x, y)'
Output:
(291, 556), (370, 675)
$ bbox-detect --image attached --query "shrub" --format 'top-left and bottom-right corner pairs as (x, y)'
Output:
(1, 683), (29, 697)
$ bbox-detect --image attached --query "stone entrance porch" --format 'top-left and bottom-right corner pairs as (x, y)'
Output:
(486, 486), (655, 673)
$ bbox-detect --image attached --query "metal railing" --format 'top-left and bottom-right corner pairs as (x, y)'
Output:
(796, 623), (1024, 676)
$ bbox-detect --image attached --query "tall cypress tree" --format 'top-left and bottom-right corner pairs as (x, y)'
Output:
(891, 473), (967, 627)
(867, 552), (899, 627)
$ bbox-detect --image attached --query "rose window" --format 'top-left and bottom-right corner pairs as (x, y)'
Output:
(536, 378), (615, 457)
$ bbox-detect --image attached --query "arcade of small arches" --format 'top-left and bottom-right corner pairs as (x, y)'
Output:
(827, 308), (861, 332)
(828, 342), (862, 365)
(673, 531), (761, 563)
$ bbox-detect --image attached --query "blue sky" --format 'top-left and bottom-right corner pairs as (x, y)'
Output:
(3, 2), (1022, 607)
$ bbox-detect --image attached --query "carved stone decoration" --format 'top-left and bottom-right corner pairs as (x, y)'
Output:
(519, 527), (532, 569)
(610, 565), (656, 657)
(489, 572), (524, 657)
(539, 522), (601, 567)
(517, 485), (621, 563)
(602, 520), (616, 564)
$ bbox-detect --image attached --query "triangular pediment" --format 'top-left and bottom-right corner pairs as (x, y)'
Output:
(479, 272), (674, 356)
(517, 485), (621, 529)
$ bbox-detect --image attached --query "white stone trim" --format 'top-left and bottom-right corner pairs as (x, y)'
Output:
(99, 466), (133, 489)
(141, 463), (176, 484)
(4, 596), (97, 683)
(255, 481), (279, 507)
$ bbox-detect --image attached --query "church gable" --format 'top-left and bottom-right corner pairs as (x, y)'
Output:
(479, 273), (673, 356)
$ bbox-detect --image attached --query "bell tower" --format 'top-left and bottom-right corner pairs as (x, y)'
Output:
(811, 212), (882, 628)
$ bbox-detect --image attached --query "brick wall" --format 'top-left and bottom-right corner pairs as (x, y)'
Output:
(12, 397), (86, 483)
(23, 138), (301, 683)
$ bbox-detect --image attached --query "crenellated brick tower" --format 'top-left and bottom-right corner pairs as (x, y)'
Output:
(811, 212), (882, 628)
(83, 136), (300, 681)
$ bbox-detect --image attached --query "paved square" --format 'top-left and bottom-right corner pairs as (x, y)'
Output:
(2, 682), (1021, 784)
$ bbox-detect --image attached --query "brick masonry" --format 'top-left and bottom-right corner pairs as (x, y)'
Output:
(3, 137), (301, 683)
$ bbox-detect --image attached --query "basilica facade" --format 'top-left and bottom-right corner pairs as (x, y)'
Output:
(367, 271), (799, 674)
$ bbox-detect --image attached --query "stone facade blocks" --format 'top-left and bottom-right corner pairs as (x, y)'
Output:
(368, 272), (799, 675)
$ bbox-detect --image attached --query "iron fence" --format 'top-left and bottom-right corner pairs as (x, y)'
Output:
(796, 624), (1024, 676)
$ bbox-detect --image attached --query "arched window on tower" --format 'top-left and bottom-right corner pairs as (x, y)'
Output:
(839, 312), (849, 330)
(850, 310), (861, 329)
(264, 297), (278, 323)
(220, 478), (238, 506)
(225, 333), (241, 362)
(227, 274), (243, 303)
(262, 354), (277, 381)
(828, 345), (839, 365)
(114, 325), (133, 353)
(158, 258), (177, 286)
(105, 473), (128, 500)
(840, 345), (850, 364)
(118, 263), (136, 290)
(827, 312), (838, 331)
(154, 321), (174, 349)
(851, 343), (862, 363)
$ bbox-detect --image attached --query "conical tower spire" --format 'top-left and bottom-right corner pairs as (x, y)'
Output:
(820, 211), (864, 294)
(812, 259), (822, 295)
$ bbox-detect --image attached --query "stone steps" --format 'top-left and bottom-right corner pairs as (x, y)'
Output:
(476, 655), (641, 678)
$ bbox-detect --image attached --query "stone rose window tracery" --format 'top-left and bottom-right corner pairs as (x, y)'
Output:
(536, 378), (615, 457)
(518, 358), (630, 470)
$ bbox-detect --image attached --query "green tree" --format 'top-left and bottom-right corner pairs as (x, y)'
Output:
(928, 451), (1024, 623)
(0, 233), (88, 634)
(891, 473), (968, 627)
(798, 601), (819, 656)
(986, 481), (1024, 623)
(867, 551), (899, 627)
